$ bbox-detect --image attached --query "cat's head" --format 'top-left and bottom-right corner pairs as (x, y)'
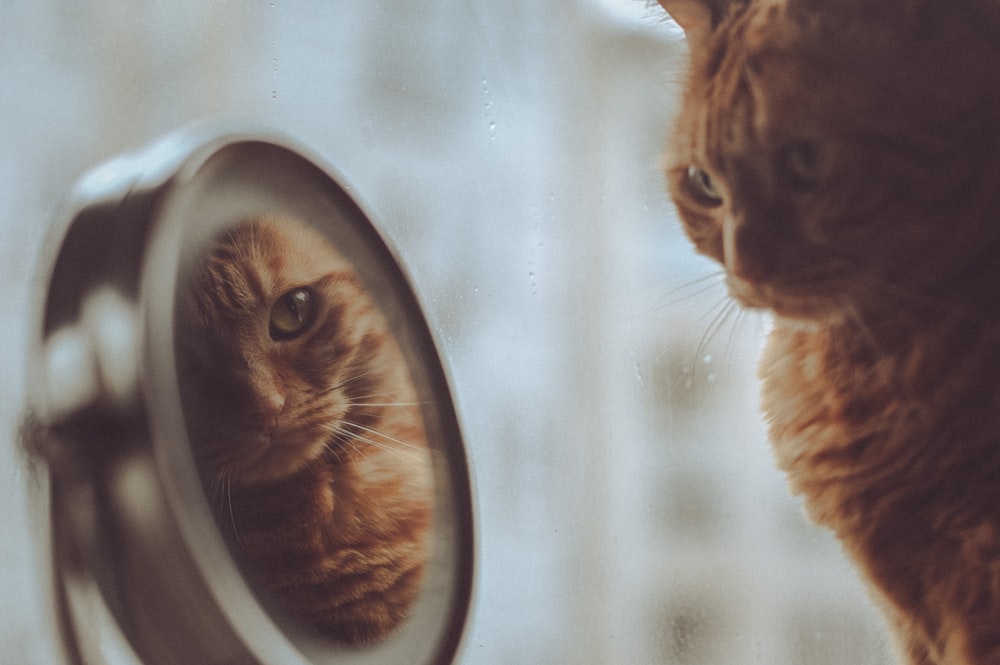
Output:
(177, 216), (390, 485)
(659, 0), (1000, 323)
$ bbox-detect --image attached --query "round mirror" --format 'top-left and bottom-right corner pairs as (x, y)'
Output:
(25, 125), (475, 665)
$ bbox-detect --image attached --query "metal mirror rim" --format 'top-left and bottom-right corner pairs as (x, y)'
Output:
(29, 124), (476, 665)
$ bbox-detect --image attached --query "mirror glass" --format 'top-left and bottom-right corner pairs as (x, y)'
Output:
(147, 137), (473, 663)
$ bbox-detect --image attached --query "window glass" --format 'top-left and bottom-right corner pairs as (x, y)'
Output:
(2, 2), (891, 664)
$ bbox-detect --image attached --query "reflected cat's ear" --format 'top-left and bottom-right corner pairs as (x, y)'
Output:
(657, 0), (724, 51)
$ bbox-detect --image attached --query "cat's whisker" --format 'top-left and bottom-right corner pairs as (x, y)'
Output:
(348, 435), (426, 464)
(722, 306), (750, 368)
(338, 421), (426, 463)
(325, 434), (371, 464)
(692, 295), (740, 377)
(319, 366), (387, 396)
(341, 389), (410, 404)
(319, 420), (416, 463)
(209, 462), (235, 509)
(631, 270), (727, 319)
(208, 469), (226, 508)
(341, 420), (426, 451)
(342, 440), (366, 459)
(222, 468), (242, 547)
(348, 401), (427, 408)
(319, 375), (396, 400)
(318, 421), (353, 448)
(322, 440), (347, 463)
(672, 269), (727, 292)
(694, 300), (742, 418)
(345, 394), (428, 423)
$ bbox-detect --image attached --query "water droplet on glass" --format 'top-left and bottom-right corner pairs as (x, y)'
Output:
(634, 362), (645, 388)
(702, 354), (713, 364)
(482, 78), (497, 139)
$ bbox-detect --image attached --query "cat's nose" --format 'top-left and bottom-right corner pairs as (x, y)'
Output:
(259, 389), (286, 414)
(243, 361), (287, 420)
(243, 389), (286, 430)
(723, 214), (775, 282)
(253, 388), (286, 420)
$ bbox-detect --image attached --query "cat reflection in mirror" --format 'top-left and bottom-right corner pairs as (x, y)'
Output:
(176, 215), (432, 646)
(657, 0), (1000, 663)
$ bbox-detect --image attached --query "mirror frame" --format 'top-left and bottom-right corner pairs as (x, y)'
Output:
(25, 123), (476, 665)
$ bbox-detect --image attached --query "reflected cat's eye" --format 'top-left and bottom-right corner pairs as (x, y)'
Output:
(269, 287), (317, 340)
(684, 165), (724, 207)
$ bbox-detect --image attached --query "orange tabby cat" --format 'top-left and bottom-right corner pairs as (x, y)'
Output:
(657, 0), (1000, 663)
(176, 215), (432, 646)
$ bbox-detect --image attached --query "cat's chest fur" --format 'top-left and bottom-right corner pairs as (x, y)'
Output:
(759, 314), (1000, 659)
(228, 448), (432, 558)
(761, 313), (1000, 523)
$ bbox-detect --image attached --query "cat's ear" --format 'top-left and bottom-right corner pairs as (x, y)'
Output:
(657, 0), (724, 51)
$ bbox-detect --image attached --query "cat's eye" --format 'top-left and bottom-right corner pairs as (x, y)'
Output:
(270, 287), (317, 340)
(684, 164), (724, 207)
(26, 127), (474, 665)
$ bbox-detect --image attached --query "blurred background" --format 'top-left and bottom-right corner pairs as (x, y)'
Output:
(1, 1), (893, 664)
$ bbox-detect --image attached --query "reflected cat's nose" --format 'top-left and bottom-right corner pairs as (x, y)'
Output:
(243, 387), (286, 430)
(257, 388), (286, 415)
(244, 362), (287, 423)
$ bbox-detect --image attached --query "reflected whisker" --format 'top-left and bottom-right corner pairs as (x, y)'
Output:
(223, 468), (242, 547)
(342, 389), (417, 405)
(336, 422), (426, 463)
(322, 439), (347, 463)
(208, 467), (226, 508)
(319, 367), (385, 396)
(348, 401), (427, 408)
(341, 420), (426, 451)
(348, 435), (426, 464)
